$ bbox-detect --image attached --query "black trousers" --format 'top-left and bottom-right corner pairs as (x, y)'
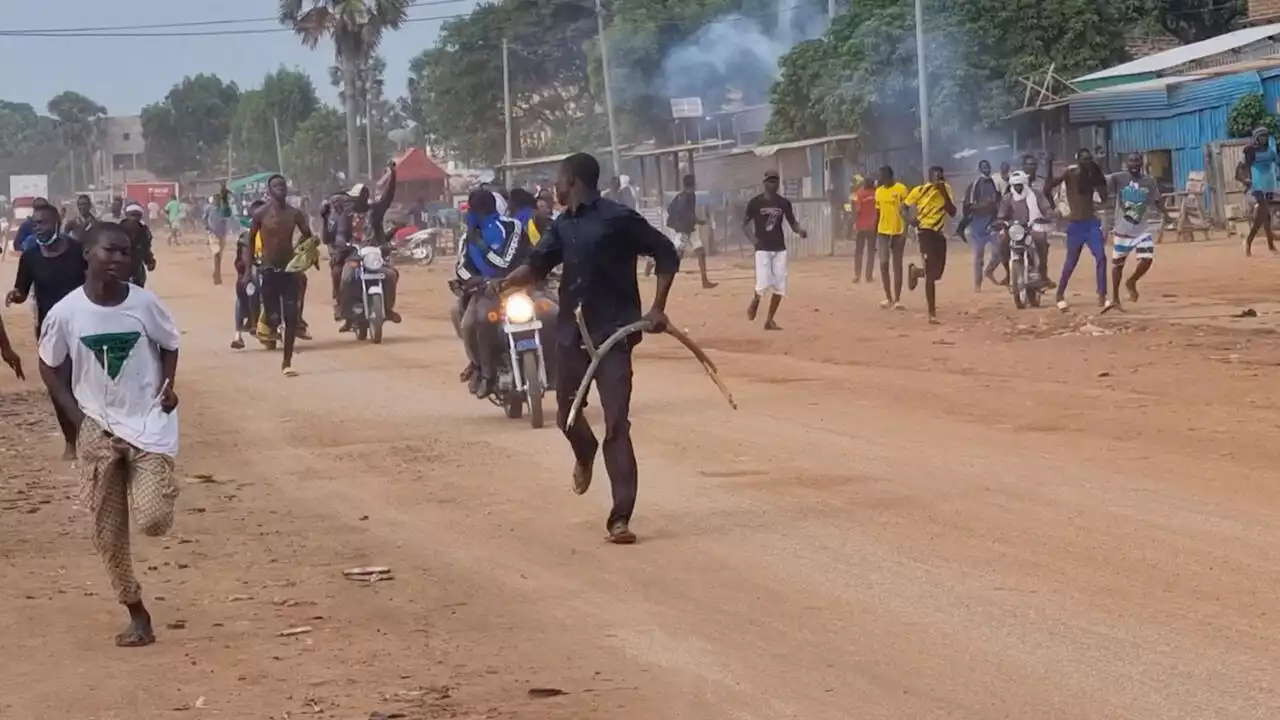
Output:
(260, 268), (301, 365)
(918, 229), (948, 316)
(853, 230), (876, 281)
(555, 341), (637, 528)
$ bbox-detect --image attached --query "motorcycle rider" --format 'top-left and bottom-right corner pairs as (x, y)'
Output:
(336, 162), (401, 327)
(996, 170), (1054, 287)
(453, 188), (522, 398)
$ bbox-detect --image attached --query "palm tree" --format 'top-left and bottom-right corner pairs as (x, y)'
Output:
(279, 0), (410, 182)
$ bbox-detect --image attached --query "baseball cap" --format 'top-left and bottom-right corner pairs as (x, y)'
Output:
(763, 170), (780, 180)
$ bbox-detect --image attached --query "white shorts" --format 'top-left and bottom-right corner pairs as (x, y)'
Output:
(754, 250), (788, 296)
(673, 230), (703, 253)
(1111, 232), (1153, 261)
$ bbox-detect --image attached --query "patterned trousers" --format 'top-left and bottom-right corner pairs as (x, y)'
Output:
(78, 417), (179, 605)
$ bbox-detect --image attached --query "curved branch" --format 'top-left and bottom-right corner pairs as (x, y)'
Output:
(565, 320), (738, 430)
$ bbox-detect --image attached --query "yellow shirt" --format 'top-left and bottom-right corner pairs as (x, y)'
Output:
(874, 182), (909, 236)
(905, 181), (956, 232)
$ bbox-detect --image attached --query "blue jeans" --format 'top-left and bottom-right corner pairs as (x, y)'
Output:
(1059, 219), (1106, 299)
(970, 216), (1001, 286)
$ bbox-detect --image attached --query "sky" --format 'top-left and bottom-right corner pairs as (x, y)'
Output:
(1, 0), (481, 116)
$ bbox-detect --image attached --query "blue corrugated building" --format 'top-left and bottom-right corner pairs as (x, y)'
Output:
(1065, 70), (1280, 190)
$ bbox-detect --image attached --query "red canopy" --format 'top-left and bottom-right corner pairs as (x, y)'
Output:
(380, 147), (448, 185)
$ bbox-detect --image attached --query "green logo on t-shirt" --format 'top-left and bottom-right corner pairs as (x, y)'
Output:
(80, 332), (141, 380)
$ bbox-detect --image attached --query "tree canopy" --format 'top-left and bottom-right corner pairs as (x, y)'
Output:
(283, 105), (348, 191)
(231, 67), (321, 173)
(766, 0), (1126, 149)
(141, 74), (241, 177)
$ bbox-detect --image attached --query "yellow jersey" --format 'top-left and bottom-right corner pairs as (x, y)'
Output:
(874, 182), (910, 236)
(904, 181), (955, 232)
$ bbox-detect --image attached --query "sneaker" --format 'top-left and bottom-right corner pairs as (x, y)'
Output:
(879, 299), (892, 309)
(1056, 299), (1069, 312)
(907, 264), (921, 291)
(893, 302), (906, 311)
(230, 336), (245, 350)
(607, 521), (637, 545)
(282, 366), (298, 377)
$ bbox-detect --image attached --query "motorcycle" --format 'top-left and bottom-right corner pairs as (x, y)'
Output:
(491, 290), (550, 428)
(392, 227), (438, 266)
(348, 245), (389, 343)
(1005, 221), (1044, 309)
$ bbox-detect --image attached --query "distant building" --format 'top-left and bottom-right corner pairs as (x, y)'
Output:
(99, 115), (154, 185)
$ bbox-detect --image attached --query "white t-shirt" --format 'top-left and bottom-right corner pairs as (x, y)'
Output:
(38, 286), (181, 456)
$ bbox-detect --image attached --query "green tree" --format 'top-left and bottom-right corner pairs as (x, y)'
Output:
(0, 101), (59, 157)
(329, 53), (404, 169)
(766, 0), (1125, 150)
(1111, 0), (1246, 44)
(283, 105), (348, 192)
(405, 0), (600, 165)
(47, 91), (107, 188)
(279, 0), (411, 182)
(140, 74), (241, 177)
(1227, 93), (1279, 138)
(232, 67), (321, 172)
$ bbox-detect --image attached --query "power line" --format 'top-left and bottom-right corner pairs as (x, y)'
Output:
(0, 13), (471, 38)
(0, 0), (469, 35)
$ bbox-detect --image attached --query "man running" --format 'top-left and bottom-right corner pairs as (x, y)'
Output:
(63, 194), (97, 241)
(164, 195), (182, 246)
(1242, 127), (1279, 257)
(38, 221), (181, 647)
(7, 204), (87, 459)
(958, 160), (1002, 291)
(248, 175), (314, 377)
(905, 166), (957, 324)
(850, 176), (877, 283)
(874, 166), (910, 309)
(1045, 148), (1109, 311)
(1102, 152), (1166, 313)
(209, 182), (234, 285)
(743, 169), (806, 330)
(495, 152), (679, 544)
(120, 204), (157, 287)
(665, 174), (717, 289)
(102, 196), (124, 224)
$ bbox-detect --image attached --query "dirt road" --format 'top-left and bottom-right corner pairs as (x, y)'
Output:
(2, 237), (1279, 719)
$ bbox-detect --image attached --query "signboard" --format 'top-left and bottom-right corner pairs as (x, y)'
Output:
(9, 174), (48, 200)
(670, 97), (704, 119)
(125, 182), (179, 209)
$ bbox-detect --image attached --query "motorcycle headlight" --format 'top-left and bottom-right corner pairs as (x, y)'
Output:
(1008, 224), (1027, 242)
(504, 292), (535, 324)
(361, 250), (385, 271)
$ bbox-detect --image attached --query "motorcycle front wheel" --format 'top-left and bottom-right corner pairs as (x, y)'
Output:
(522, 351), (544, 429)
(1010, 257), (1027, 310)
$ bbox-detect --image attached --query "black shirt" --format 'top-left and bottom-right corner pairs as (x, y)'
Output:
(667, 189), (698, 234)
(527, 193), (681, 348)
(744, 194), (797, 252)
(14, 238), (87, 327)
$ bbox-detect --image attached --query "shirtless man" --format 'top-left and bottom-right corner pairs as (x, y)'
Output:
(248, 175), (313, 377)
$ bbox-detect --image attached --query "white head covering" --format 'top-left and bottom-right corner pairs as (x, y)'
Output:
(347, 183), (367, 198)
(493, 191), (508, 216)
(124, 203), (145, 216)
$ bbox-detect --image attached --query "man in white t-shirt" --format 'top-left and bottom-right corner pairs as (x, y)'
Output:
(38, 222), (181, 648)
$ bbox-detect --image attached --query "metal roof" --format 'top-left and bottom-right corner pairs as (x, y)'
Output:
(749, 133), (858, 157)
(1075, 23), (1280, 81)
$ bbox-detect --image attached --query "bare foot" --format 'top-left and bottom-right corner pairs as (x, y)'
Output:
(573, 460), (593, 495)
(702, 281), (718, 289)
(115, 606), (155, 648)
(61, 443), (76, 462)
(746, 295), (761, 321)
(1125, 281), (1140, 303)
(763, 320), (781, 330)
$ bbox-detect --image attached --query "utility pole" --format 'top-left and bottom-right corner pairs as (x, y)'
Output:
(914, 0), (930, 174)
(828, 0), (837, 21)
(596, 0), (621, 175)
(272, 116), (285, 176)
(364, 79), (375, 181)
(502, 38), (514, 166)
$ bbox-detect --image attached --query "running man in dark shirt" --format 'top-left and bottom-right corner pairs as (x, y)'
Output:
(5, 204), (88, 457)
(496, 152), (680, 545)
(742, 169), (805, 330)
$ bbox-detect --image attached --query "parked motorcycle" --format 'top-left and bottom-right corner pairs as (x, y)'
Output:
(1005, 221), (1043, 309)
(392, 227), (438, 266)
(349, 246), (389, 343)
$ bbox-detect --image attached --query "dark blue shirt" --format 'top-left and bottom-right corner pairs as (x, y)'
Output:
(527, 193), (680, 348)
(14, 218), (38, 253)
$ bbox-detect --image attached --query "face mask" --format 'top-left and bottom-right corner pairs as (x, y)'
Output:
(35, 229), (56, 246)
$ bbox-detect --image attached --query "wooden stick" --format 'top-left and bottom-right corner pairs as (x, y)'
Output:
(565, 319), (737, 430)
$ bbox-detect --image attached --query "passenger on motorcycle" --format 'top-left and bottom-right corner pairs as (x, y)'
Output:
(335, 162), (401, 328)
(452, 188), (524, 398)
(996, 171), (1054, 285)
(231, 200), (267, 349)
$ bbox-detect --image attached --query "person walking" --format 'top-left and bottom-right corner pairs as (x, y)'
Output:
(495, 152), (679, 544)
(873, 166), (910, 309)
(38, 221), (181, 647)
(6, 204), (87, 459)
(1102, 153), (1167, 312)
(743, 170), (806, 330)
(850, 177), (877, 283)
(1241, 127), (1279, 257)
(959, 160), (1003, 290)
